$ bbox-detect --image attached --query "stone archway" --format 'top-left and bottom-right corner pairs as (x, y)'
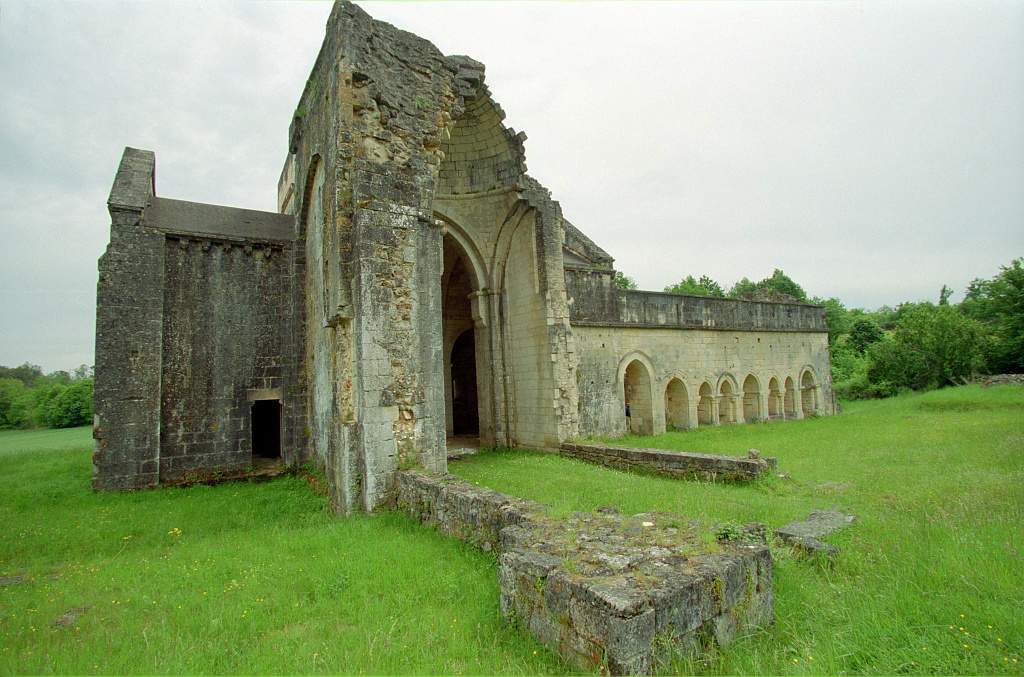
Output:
(801, 369), (819, 416)
(768, 377), (783, 419)
(742, 374), (761, 423)
(718, 377), (737, 424)
(442, 234), (492, 447)
(623, 359), (654, 435)
(697, 382), (715, 426)
(784, 377), (797, 419)
(664, 378), (689, 430)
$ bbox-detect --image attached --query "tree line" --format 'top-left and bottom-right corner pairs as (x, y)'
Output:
(0, 364), (94, 429)
(615, 258), (1023, 399)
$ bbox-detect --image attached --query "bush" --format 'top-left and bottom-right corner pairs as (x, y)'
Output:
(36, 380), (93, 429)
(0, 378), (33, 429)
(867, 305), (985, 391)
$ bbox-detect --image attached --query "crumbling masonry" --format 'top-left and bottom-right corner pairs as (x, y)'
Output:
(94, 2), (833, 508)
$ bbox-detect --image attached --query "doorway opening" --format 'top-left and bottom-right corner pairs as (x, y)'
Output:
(450, 329), (479, 437)
(251, 399), (282, 465)
(442, 233), (483, 453)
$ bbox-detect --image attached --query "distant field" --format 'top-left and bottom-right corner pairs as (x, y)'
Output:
(1, 385), (1022, 674)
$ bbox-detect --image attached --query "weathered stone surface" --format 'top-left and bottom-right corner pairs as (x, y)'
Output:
(95, 0), (832, 507)
(560, 443), (776, 482)
(398, 470), (773, 674)
(775, 510), (855, 556)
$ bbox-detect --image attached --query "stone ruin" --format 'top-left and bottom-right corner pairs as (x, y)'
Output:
(91, 3), (840, 671)
(94, 0), (833, 506)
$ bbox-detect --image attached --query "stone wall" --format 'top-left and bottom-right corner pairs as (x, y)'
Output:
(397, 470), (774, 674)
(93, 149), (296, 490)
(281, 1), (582, 511)
(158, 235), (289, 482)
(573, 325), (834, 438)
(565, 267), (827, 332)
(93, 149), (165, 490)
(559, 443), (777, 482)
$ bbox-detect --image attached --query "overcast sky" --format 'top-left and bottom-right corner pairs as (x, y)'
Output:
(1, 1), (1022, 372)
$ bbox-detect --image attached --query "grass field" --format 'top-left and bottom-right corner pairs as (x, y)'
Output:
(1, 385), (1022, 674)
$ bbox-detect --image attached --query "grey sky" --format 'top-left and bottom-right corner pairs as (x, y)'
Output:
(1, 1), (1021, 372)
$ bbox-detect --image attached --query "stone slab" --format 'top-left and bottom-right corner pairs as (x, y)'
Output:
(775, 510), (855, 556)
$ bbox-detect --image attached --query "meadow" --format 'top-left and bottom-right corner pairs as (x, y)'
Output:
(1, 385), (1022, 674)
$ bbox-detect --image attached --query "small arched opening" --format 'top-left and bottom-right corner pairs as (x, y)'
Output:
(742, 374), (761, 423)
(768, 377), (782, 419)
(697, 382), (715, 426)
(801, 370), (818, 416)
(784, 377), (797, 419)
(623, 359), (654, 435)
(719, 378), (737, 424)
(664, 378), (689, 430)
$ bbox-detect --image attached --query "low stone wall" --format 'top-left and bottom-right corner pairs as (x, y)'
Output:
(559, 443), (776, 482)
(396, 470), (774, 674)
(395, 471), (541, 552)
(981, 374), (1024, 386)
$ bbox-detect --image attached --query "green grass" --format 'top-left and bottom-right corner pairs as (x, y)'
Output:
(451, 385), (1024, 674)
(2, 385), (1022, 674)
(0, 428), (570, 675)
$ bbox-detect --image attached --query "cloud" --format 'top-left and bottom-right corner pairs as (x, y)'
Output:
(0, 1), (1021, 371)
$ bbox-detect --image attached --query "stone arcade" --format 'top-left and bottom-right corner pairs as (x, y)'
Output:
(93, 1), (833, 506)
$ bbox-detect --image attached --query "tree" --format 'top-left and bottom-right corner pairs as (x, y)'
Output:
(664, 275), (725, 297)
(0, 378), (31, 429)
(727, 269), (807, 302)
(727, 277), (759, 298)
(867, 304), (985, 390)
(758, 268), (808, 301)
(0, 363), (44, 387)
(613, 271), (638, 290)
(848, 318), (884, 354)
(961, 258), (1024, 373)
(811, 296), (851, 346)
(939, 284), (953, 305)
(42, 380), (93, 428)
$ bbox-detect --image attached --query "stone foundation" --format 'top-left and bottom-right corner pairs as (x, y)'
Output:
(560, 443), (776, 482)
(396, 470), (773, 674)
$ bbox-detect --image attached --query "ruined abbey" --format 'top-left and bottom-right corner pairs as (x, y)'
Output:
(93, 1), (834, 511)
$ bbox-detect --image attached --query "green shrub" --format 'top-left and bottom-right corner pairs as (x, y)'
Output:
(867, 305), (985, 391)
(36, 380), (93, 429)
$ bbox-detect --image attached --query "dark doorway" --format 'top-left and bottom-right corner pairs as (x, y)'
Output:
(251, 399), (281, 460)
(450, 329), (479, 436)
